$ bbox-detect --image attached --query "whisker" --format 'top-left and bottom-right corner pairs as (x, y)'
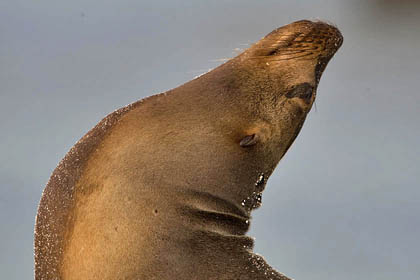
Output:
(209, 58), (231, 62)
(280, 50), (312, 55)
(267, 52), (315, 61)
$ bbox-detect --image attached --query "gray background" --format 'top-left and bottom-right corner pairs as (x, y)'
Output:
(1, 0), (419, 279)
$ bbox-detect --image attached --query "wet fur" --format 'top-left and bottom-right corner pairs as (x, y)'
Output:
(35, 20), (342, 280)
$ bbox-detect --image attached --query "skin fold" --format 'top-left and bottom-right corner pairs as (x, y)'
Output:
(34, 20), (342, 280)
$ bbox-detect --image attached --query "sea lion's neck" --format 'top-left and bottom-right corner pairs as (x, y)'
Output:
(179, 189), (251, 237)
(154, 190), (292, 280)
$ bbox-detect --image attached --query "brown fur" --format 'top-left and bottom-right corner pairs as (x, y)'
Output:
(35, 20), (342, 279)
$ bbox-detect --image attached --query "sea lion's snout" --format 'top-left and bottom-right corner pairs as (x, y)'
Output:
(290, 20), (343, 57)
(255, 20), (343, 61)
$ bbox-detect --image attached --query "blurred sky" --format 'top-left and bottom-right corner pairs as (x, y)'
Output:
(1, 0), (419, 279)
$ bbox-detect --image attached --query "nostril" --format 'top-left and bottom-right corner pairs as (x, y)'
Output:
(285, 83), (314, 104)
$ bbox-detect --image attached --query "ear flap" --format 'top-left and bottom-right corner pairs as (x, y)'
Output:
(239, 134), (258, 147)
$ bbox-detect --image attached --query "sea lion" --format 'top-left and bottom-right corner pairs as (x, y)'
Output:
(34, 20), (342, 280)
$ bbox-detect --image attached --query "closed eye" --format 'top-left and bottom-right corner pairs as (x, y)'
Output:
(285, 83), (314, 104)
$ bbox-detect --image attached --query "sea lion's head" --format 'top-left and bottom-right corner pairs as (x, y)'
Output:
(221, 20), (343, 168)
(180, 20), (343, 210)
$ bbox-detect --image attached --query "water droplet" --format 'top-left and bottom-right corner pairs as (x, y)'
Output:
(255, 174), (265, 191)
(241, 191), (263, 211)
(241, 174), (266, 211)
